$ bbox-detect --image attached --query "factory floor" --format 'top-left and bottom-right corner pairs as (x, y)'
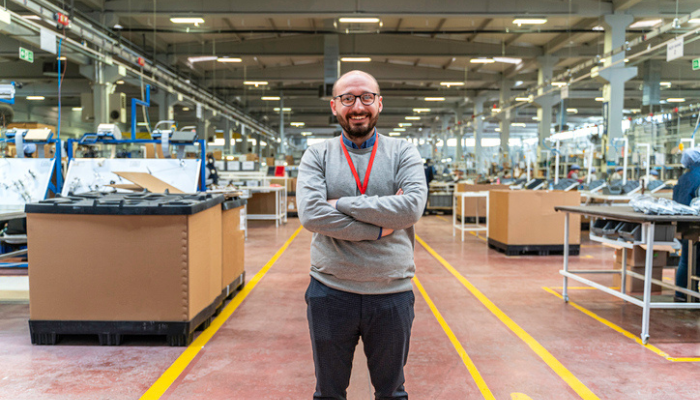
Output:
(1, 216), (699, 399)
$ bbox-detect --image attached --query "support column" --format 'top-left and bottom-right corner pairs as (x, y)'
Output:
(441, 118), (449, 160)
(240, 124), (248, 153)
(155, 91), (174, 122)
(596, 14), (637, 161)
(472, 95), (488, 174)
(79, 62), (126, 131)
(224, 118), (232, 154)
(498, 78), (513, 161)
(255, 133), (261, 159)
(278, 93), (286, 156)
(533, 55), (560, 170)
(454, 107), (464, 164)
(642, 60), (661, 110)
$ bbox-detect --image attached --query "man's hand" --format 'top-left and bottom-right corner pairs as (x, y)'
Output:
(396, 188), (403, 195)
(327, 199), (338, 208)
(381, 228), (394, 237)
(331, 189), (403, 237)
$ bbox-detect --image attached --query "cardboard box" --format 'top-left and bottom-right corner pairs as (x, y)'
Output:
(8, 122), (57, 133)
(28, 206), (222, 322)
(213, 150), (223, 160)
(454, 184), (508, 218)
(488, 190), (581, 246)
(246, 192), (278, 215)
(614, 247), (667, 267)
(266, 157), (275, 166)
(245, 153), (259, 162)
(222, 205), (245, 289)
(612, 261), (663, 294)
(287, 196), (297, 213)
(285, 155), (295, 166)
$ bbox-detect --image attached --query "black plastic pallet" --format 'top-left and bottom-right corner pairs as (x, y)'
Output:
(29, 296), (219, 347)
(287, 212), (298, 218)
(487, 238), (580, 256)
(214, 272), (246, 316)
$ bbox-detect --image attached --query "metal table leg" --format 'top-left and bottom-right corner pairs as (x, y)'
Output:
(621, 245), (628, 295)
(688, 239), (695, 303)
(563, 212), (570, 302)
(462, 195), (465, 242)
(640, 222), (655, 345)
(452, 194), (456, 237)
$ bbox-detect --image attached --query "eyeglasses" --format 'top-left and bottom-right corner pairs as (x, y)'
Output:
(334, 92), (378, 107)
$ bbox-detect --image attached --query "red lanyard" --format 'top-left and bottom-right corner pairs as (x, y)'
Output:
(340, 133), (379, 195)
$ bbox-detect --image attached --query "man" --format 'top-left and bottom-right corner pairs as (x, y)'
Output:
(673, 148), (700, 302)
(567, 164), (581, 180)
(297, 70), (427, 400)
(610, 166), (624, 181)
(424, 158), (436, 187)
(649, 169), (660, 180)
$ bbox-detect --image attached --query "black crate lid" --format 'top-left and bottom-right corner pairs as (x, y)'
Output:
(25, 191), (225, 215)
(222, 198), (247, 210)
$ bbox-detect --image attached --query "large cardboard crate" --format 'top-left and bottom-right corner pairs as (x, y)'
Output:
(246, 191), (278, 215)
(488, 190), (581, 246)
(614, 247), (667, 268)
(612, 261), (663, 294)
(454, 184), (509, 218)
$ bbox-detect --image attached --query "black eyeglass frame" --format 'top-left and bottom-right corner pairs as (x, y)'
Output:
(333, 92), (380, 107)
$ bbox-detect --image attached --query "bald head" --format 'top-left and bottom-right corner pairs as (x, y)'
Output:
(332, 70), (380, 97)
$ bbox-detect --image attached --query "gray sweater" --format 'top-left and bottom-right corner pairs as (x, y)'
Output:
(297, 133), (428, 294)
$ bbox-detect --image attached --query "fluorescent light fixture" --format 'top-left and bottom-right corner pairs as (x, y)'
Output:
(26, 96), (45, 100)
(22, 15), (41, 20)
(440, 82), (465, 87)
(182, 107), (190, 111)
(389, 132), (401, 136)
(552, 82), (567, 87)
(495, 128), (501, 132)
(217, 57), (242, 63)
(261, 96), (281, 101)
(244, 81), (268, 86)
(215, 130), (224, 133)
(470, 58), (494, 64)
(567, 108), (578, 114)
(492, 108), (502, 113)
(660, 81), (672, 87)
(493, 57), (522, 64)
(511, 123), (526, 127)
(413, 108), (431, 113)
(341, 57), (372, 62)
(394, 128), (406, 132)
(515, 97), (530, 102)
(595, 97), (605, 102)
(113, 24), (123, 30)
(689, 19), (700, 24)
(405, 116), (421, 120)
(290, 122), (305, 127)
(187, 56), (217, 63)
(667, 98), (686, 103)
(274, 107), (292, 112)
(629, 19), (662, 29)
(338, 17), (380, 24)
(424, 97), (445, 101)
(137, 122), (149, 126)
(57, 56), (67, 61)
(592, 25), (604, 31)
(170, 17), (205, 25)
(301, 132), (312, 136)
(399, 123), (412, 127)
(532, 116), (540, 121)
(72, 107), (82, 111)
(116, 80), (124, 85)
(513, 18), (547, 26)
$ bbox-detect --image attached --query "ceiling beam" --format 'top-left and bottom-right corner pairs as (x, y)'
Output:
(465, 18), (492, 42)
(543, 18), (599, 54)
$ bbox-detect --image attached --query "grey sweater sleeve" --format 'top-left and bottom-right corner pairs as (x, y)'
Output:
(297, 147), (382, 241)
(335, 143), (427, 230)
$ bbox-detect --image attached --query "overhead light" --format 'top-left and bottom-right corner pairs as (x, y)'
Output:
(567, 108), (578, 114)
(629, 19), (663, 29)
(405, 116), (421, 120)
(592, 25), (604, 31)
(667, 98), (686, 103)
(182, 107), (190, 111)
(290, 122), (305, 127)
(511, 123), (527, 127)
(624, 58), (630, 62)
(470, 58), (494, 64)
(341, 57), (372, 62)
(187, 56), (217, 63)
(244, 81), (268, 87)
(660, 81), (672, 87)
(394, 128), (406, 132)
(595, 97), (605, 102)
(513, 18), (547, 26)
(113, 24), (123, 30)
(413, 108), (431, 113)
(689, 19), (700, 24)
(399, 123), (412, 127)
(338, 17), (380, 24)
(26, 96), (45, 100)
(22, 15), (41, 20)
(424, 97), (445, 101)
(495, 128), (501, 132)
(515, 97), (530, 102)
(57, 56), (67, 61)
(389, 132), (401, 136)
(137, 122), (149, 126)
(492, 108), (502, 113)
(116, 80), (124, 85)
(217, 57), (242, 63)
(262, 96), (281, 101)
(532, 116), (540, 121)
(301, 132), (312, 136)
(440, 82), (465, 87)
(552, 82), (567, 87)
(493, 57), (522, 64)
(72, 107), (82, 111)
(274, 107), (292, 112)
(170, 17), (205, 26)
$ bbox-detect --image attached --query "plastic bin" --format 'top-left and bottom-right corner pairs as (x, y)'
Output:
(591, 219), (607, 236)
(618, 222), (641, 242)
(602, 221), (624, 238)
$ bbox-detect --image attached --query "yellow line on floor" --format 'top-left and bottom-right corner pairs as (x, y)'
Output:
(436, 216), (450, 223)
(435, 216), (487, 242)
(140, 226), (304, 400)
(416, 235), (600, 400)
(413, 276), (496, 400)
(550, 286), (621, 291)
(542, 287), (700, 363)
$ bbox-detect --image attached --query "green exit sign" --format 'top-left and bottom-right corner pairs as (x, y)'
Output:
(19, 47), (34, 63)
(694, 58), (700, 71)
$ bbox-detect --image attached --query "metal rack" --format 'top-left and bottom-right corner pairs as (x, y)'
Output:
(452, 191), (489, 241)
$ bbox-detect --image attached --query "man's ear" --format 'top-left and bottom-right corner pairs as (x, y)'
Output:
(330, 99), (337, 116)
(377, 95), (383, 113)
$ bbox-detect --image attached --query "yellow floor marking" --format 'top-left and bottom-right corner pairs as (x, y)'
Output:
(580, 244), (603, 248)
(140, 226), (304, 400)
(550, 286), (620, 291)
(583, 255), (594, 259)
(663, 277), (673, 282)
(511, 394), (534, 400)
(436, 215), (488, 242)
(413, 277), (496, 400)
(436, 216), (450, 223)
(416, 235), (600, 400)
(542, 287), (700, 363)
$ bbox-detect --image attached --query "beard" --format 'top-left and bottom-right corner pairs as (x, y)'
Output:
(337, 111), (379, 139)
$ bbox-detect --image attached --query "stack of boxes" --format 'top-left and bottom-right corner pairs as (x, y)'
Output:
(612, 247), (667, 293)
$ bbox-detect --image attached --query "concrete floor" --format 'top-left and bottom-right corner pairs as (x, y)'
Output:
(0, 216), (699, 399)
